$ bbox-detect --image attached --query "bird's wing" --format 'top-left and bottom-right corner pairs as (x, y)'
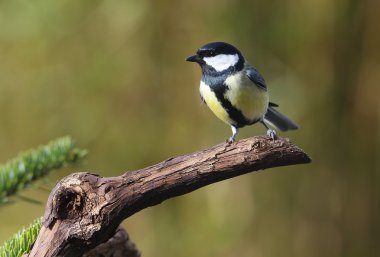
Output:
(246, 66), (267, 91)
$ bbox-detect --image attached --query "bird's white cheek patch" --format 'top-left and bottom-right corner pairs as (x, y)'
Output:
(203, 54), (239, 72)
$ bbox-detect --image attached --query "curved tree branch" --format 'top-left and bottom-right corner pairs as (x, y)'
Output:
(27, 136), (311, 257)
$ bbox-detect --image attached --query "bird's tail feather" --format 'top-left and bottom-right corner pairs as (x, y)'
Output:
(264, 106), (299, 131)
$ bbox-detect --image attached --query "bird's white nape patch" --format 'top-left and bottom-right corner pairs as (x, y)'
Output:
(203, 54), (239, 72)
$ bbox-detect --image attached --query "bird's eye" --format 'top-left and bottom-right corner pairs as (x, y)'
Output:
(198, 49), (216, 57)
(205, 50), (215, 57)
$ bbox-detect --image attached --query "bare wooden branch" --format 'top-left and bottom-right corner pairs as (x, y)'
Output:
(83, 227), (140, 257)
(27, 136), (310, 257)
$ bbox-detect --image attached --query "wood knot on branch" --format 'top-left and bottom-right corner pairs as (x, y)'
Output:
(43, 173), (88, 228)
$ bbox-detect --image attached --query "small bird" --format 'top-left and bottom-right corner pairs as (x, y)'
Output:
(186, 42), (298, 142)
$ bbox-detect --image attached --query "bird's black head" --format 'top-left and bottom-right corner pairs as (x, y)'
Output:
(186, 42), (245, 73)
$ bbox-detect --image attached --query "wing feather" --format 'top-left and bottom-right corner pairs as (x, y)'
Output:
(246, 67), (267, 91)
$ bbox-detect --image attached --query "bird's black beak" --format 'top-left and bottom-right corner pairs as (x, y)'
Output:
(186, 54), (201, 63)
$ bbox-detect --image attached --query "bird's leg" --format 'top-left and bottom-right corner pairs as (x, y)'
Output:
(261, 120), (278, 140)
(227, 126), (239, 143)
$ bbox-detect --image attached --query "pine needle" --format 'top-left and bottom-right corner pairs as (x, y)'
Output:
(0, 136), (87, 204)
(0, 218), (42, 257)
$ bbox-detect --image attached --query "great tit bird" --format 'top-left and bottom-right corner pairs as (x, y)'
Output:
(186, 42), (298, 142)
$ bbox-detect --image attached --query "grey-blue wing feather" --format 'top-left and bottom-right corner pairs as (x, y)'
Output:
(246, 66), (267, 91)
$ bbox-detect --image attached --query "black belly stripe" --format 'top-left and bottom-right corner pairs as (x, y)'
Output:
(211, 84), (249, 128)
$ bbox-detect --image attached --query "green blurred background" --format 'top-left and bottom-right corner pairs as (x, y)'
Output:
(0, 0), (379, 256)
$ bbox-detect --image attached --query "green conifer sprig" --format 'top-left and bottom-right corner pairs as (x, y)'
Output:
(0, 136), (87, 204)
(0, 218), (41, 257)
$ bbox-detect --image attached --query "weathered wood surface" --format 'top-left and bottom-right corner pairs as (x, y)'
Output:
(27, 136), (311, 257)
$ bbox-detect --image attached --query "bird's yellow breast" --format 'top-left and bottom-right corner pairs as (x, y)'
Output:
(199, 71), (269, 126)
(200, 81), (233, 125)
(224, 72), (269, 122)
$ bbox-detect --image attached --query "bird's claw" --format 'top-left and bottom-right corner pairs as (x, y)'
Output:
(267, 129), (278, 140)
(226, 136), (235, 144)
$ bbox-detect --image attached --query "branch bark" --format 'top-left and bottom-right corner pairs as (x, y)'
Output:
(83, 227), (140, 257)
(27, 136), (311, 257)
